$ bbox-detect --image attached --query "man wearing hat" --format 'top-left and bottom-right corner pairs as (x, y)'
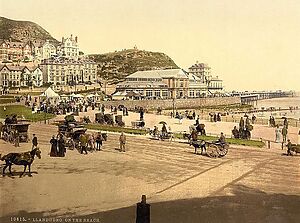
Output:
(136, 195), (150, 223)
(119, 132), (126, 152)
(218, 132), (226, 145)
(32, 134), (38, 150)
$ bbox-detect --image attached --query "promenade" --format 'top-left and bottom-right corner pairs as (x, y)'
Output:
(0, 122), (299, 223)
(52, 108), (299, 146)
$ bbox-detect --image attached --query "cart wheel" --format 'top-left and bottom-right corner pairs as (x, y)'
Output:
(217, 144), (229, 157)
(207, 144), (218, 158)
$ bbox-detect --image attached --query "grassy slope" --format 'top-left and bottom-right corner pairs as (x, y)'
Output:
(0, 16), (58, 44)
(0, 105), (55, 122)
(88, 49), (179, 83)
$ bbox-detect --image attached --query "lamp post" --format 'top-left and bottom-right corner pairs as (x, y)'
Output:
(172, 98), (175, 118)
(44, 105), (47, 124)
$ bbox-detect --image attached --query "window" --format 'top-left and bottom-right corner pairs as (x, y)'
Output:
(145, 90), (153, 97)
(180, 81), (184, 87)
(154, 90), (161, 97)
(162, 90), (168, 97)
(189, 91), (195, 97)
(136, 90), (144, 95)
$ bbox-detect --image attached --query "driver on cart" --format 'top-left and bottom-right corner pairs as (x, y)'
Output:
(161, 124), (168, 138)
(153, 126), (159, 137)
(216, 132), (226, 146)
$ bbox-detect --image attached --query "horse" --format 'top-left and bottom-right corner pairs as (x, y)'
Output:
(1, 148), (41, 177)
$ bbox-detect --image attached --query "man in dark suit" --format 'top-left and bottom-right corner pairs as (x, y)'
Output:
(136, 195), (150, 223)
(32, 134), (38, 150)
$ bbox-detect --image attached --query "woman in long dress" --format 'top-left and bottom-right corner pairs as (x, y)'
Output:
(58, 135), (66, 157)
(50, 135), (58, 157)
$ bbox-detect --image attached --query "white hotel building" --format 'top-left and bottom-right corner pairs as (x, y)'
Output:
(40, 58), (97, 86)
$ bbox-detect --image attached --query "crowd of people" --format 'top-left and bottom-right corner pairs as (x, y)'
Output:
(231, 115), (253, 139)
(48, 131), (106, 157)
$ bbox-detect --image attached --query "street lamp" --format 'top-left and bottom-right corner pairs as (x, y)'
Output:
(172, 98), (175, 118)
(44, 109), (46, 124)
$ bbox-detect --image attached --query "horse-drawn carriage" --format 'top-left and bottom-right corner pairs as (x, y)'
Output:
(290, 144), (300, 155)
(95, 113), (115, 125)
(149, 130), (173, 141)
(183, 132), (229, 158)
(190, 140), (229, 158)
(2, 123), (30, 143)
(58, 122), (87, 150)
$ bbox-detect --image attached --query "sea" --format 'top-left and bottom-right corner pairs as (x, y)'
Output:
(254, 97), (300, 120)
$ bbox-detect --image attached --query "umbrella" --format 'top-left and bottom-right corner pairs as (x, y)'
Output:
(159, 121), (167, 125)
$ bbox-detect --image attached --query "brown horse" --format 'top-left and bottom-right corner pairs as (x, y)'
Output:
(1, 148), (41, 177)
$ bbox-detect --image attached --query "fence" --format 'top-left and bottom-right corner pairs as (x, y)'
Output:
(194, 114), (300, 128)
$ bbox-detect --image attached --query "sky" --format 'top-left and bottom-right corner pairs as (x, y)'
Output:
(1, 0), (300, 91)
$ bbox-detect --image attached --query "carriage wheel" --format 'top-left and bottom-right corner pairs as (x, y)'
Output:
(217, 144), (229, 157)
(207, 144), (218, 158)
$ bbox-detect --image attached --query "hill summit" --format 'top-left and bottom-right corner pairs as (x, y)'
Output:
(88, 48), (179, 83)
(0, 16), (58, 44)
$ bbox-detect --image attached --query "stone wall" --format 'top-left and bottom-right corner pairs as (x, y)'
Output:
(102, 97), (241, 110)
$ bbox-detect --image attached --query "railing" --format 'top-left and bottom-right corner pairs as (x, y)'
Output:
(198, 114), (300, 127)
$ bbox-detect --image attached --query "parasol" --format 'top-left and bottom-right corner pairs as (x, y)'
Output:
(159, 121), (167, 125)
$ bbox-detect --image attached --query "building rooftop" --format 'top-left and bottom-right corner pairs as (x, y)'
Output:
(0, 39), (30, 49)
(0, 64), (40, 72)
(127, 69), (188, 79)
(41, 57), (96, 65)
(117, 81), (168, 88)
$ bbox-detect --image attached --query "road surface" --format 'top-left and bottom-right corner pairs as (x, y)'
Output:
(0, 123), (299, 223)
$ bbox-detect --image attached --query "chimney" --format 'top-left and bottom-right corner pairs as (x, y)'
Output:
(62, 37), (64, 42)
(75, 36), (78, 43)
(71, 34), (73, 39)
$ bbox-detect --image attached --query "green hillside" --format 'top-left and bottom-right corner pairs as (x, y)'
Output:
(0, 16), (59, 44)
(88, 49), (179, 83)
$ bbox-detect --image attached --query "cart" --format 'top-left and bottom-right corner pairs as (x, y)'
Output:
(3, 123), (30, 143)
(291, 144), (300, 155)
(58, 122), (87, 150)
(190, 140), (229, 158)
(205, 141), (229, 158)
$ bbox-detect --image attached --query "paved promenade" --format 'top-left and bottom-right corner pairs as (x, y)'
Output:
(0, 123), (299, 223)
(53, 109), (299, 145)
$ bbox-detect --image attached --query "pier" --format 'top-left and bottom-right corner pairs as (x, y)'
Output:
(235, 91), (295, 105)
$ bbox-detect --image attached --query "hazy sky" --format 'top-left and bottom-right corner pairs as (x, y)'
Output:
(1, 0), (300, 91)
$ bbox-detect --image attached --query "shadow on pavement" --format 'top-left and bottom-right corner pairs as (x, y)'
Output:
(1, 185), (299, 223)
